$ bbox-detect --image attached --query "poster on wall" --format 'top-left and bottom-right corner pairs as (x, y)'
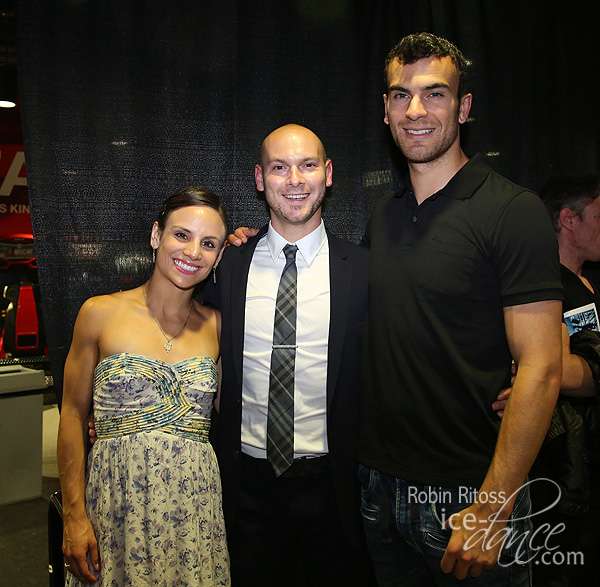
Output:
(0, 144), (32, 268)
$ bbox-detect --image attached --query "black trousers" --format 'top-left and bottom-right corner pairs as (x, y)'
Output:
(228, 455), (375, 587)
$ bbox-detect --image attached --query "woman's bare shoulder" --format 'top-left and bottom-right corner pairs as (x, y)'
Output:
(192, 300), (221, 325)
(78, 288), (140, 321)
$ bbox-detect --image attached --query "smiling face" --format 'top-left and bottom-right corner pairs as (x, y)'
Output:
(150, 205), (227, 289)
(384, 56), (472, 167)
(255, 124), (332, 239)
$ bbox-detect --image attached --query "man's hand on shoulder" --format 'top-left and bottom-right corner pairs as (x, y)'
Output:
(227, 227), (258, 247)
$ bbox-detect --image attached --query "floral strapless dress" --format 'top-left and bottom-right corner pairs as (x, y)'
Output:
(65, 353), (229, 586)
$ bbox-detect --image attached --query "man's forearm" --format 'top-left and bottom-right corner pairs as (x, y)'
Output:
(479, 363), (561, 511)
(478, 300), (563, 510)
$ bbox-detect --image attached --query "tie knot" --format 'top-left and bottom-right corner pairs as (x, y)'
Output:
(283, 244), (298, 260)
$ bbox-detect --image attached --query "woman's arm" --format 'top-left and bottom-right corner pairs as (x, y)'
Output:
(57, 298), (103, 584)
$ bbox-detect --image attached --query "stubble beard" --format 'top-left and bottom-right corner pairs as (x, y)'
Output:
(267, 188), (326, 227)
(392, 117), (461, 165)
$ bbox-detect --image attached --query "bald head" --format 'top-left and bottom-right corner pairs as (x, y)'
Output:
(260, 124), (327, 168)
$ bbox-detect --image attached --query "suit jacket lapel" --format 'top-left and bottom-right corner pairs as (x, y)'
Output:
(326, 230), (351, 410)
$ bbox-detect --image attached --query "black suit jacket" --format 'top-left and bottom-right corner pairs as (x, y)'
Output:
(203, 224), (369, 549)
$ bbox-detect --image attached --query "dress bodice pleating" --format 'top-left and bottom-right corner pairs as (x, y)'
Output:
(93, 353), (216, 442)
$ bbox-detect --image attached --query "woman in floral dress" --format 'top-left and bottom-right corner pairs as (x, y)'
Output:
(58, 187), (230, 586)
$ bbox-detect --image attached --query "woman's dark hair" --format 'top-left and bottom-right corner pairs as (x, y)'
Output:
(156, 186), (228, 234)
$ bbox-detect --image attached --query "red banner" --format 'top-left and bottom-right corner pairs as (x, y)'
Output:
(0, 145), (32, 264)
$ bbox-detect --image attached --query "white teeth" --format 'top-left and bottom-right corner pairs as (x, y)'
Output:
(407, 129), (433, 135)
(174, 259), (199, 272)
(284, 194), (308, 200)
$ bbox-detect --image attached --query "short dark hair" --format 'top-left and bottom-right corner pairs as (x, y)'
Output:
(385, 32), (470, 98)
(156, 186), (228, 234)
(539, 175), (600, 232)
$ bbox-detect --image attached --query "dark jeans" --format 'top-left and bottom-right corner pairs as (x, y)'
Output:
(359, 465), (533, 586)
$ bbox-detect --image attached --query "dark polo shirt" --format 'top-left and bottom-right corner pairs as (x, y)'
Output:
(358, 154), (563, 487)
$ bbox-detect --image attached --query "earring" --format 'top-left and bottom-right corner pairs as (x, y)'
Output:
(152, 248), (156, 264)
(213, 266), (217, 284)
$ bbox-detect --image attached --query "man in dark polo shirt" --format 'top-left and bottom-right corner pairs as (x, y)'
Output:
(357, 33), (563, 585)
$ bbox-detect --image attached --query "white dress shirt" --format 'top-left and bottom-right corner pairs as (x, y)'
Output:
(241, 220), (330, 459)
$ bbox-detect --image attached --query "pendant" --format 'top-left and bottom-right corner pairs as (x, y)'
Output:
(164, 340), (172, 352)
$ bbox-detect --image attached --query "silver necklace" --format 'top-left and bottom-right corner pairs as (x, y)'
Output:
(142, 286), (193, 352)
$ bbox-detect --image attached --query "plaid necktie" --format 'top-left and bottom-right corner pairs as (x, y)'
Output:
(267, 244), (298, 477)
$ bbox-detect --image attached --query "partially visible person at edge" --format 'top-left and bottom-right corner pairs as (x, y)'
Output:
(58, 187), (230, 585)
(502, 175), (600, 586)
(202, 124), (375, 586)
(356, 32), (563, 585)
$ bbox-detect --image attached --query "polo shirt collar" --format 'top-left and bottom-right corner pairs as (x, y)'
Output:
(396, 153), (491, 201)
(266, 219), (327, 266)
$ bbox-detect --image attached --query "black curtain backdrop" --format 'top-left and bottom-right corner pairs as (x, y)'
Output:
(15, 0), (598, 401)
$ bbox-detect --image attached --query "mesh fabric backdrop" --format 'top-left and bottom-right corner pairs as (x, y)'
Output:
(16, 0), (598, 402)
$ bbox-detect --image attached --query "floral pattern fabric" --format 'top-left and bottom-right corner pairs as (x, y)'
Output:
(66, 353), (230, 586)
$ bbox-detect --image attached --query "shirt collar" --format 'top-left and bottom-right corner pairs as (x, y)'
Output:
(395, 153), (492, 202)
(266, 220), (327, 266)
